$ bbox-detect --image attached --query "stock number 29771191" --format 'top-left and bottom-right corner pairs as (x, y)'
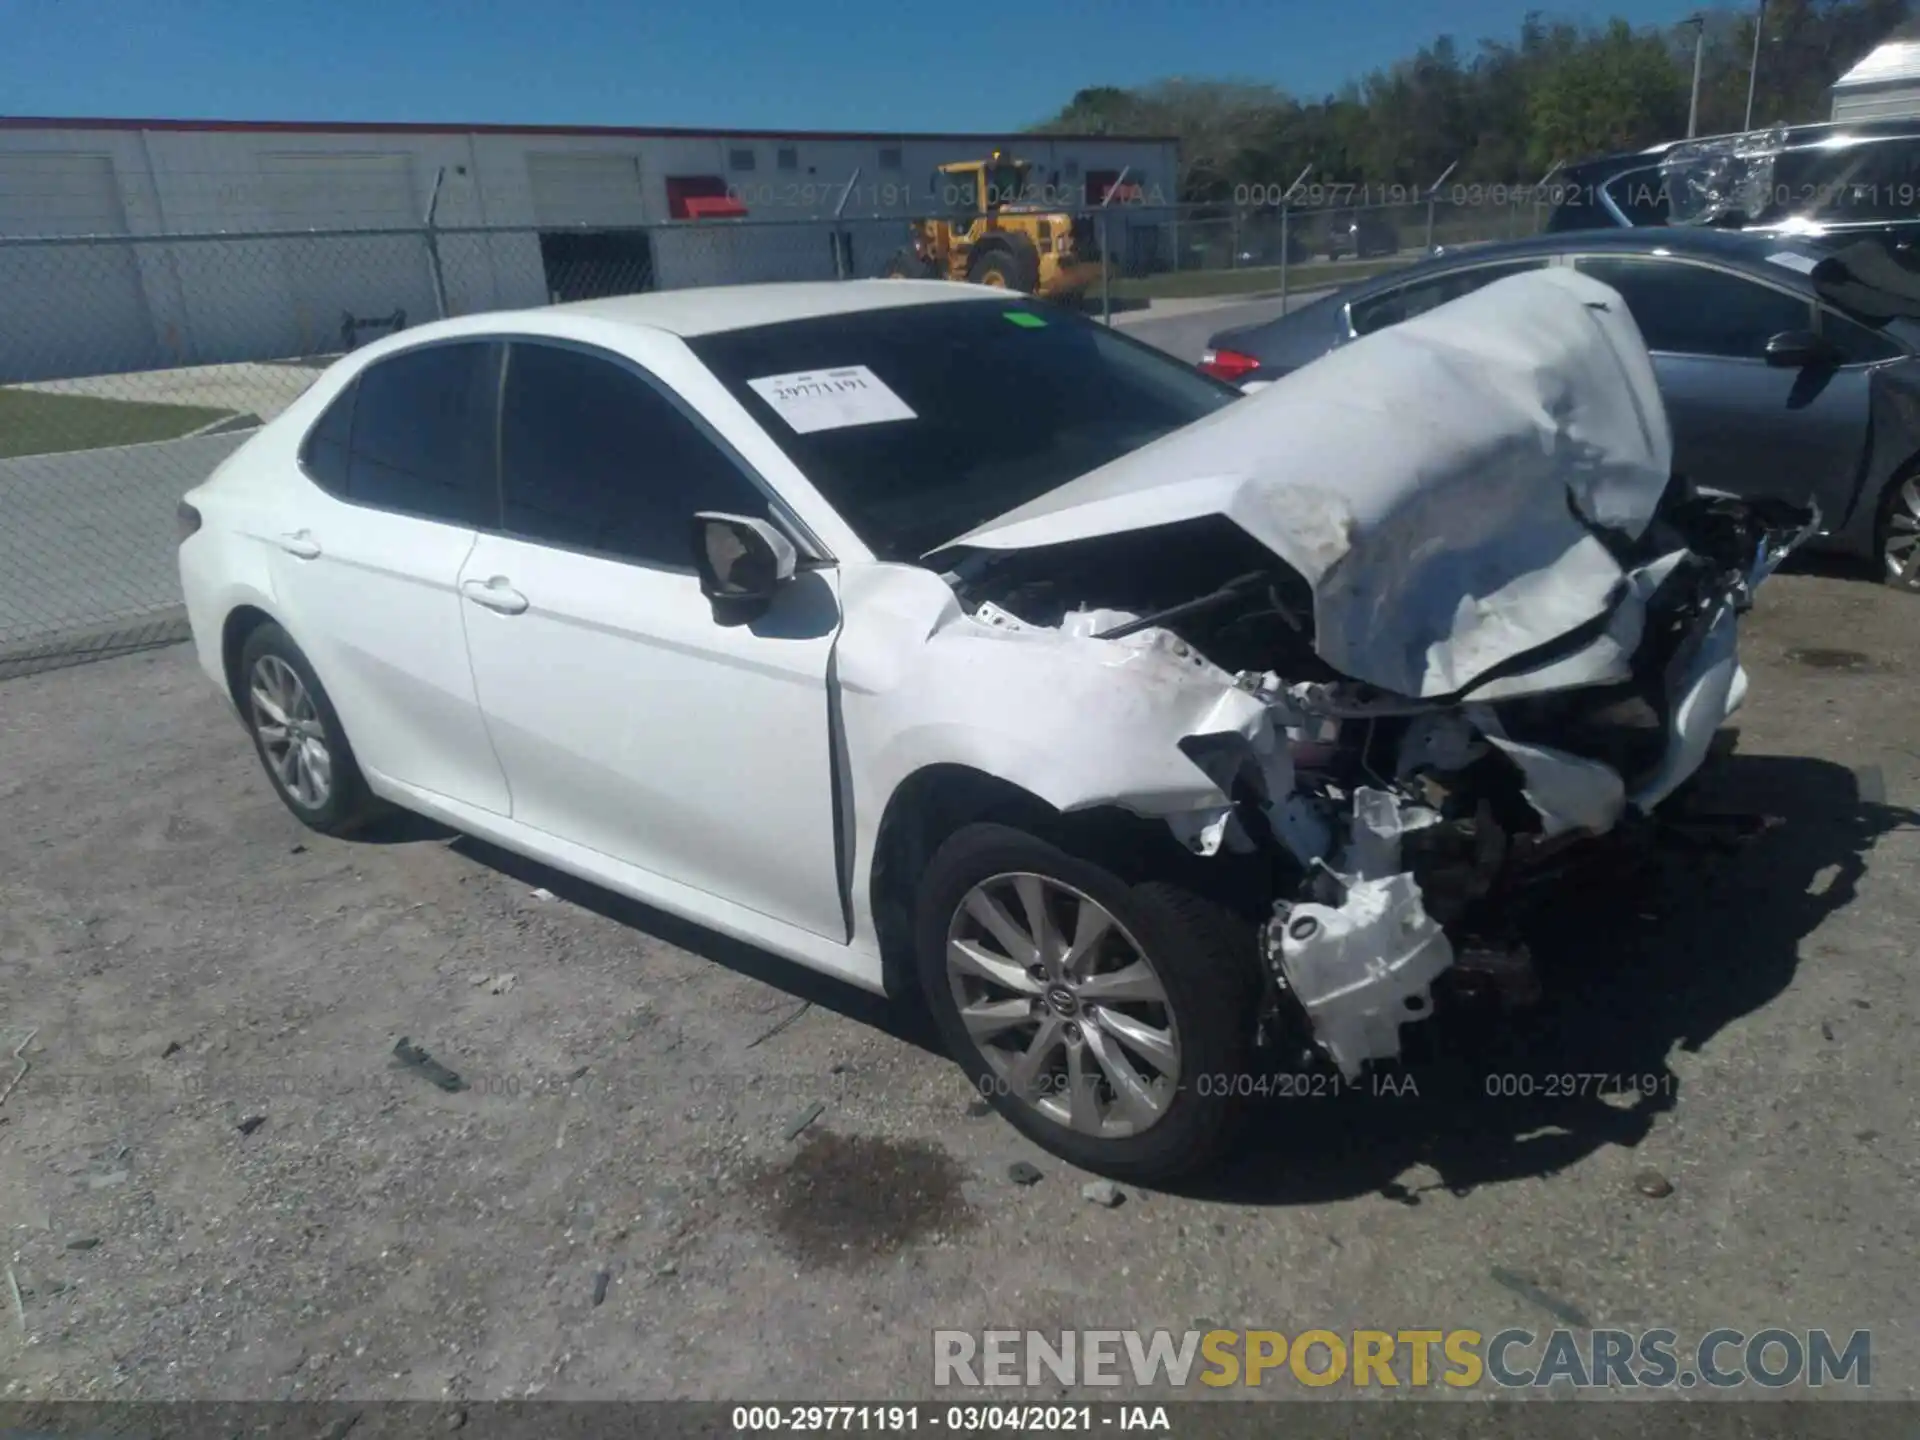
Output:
(732, 1407), (924, 1432)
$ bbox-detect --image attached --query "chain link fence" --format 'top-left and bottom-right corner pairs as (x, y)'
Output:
(0, 192), (1549, 677)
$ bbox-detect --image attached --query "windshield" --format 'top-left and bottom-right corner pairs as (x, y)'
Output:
(687, 298), (1240, 561)
(1769, 141), (1920, 225)
(986, 163), (1027, 206)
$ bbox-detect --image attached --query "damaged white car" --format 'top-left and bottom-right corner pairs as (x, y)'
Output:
(179, 271), (1812, 1182)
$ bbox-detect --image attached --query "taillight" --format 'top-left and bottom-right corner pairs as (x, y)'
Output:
(1198, 347), (1262, 383)
(177, 500), (202, 542)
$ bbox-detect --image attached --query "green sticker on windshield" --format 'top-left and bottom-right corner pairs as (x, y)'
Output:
(1003, 311), (1047, 328)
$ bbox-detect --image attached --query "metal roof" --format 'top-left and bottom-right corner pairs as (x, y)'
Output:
(1834, 39), (1920, 91)
(0, 115), (1181, 146)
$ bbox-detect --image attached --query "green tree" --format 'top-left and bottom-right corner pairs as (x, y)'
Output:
(1026, 0), (1916, 192)
(1527, 19), (1687, 170)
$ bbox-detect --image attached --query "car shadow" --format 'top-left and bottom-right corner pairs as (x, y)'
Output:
(441, 832), (944, 1055)
(1778, 547), (1875, 582)
(354, 749), (1909, 1202)
(1189, 750), (1917, 1205)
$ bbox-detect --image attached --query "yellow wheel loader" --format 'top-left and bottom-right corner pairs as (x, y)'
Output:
(884, 152), (1095, 300)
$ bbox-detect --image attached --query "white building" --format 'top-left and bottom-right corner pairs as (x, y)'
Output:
(1831, 32), (1920, 121)
(0, 117), (1178, 381)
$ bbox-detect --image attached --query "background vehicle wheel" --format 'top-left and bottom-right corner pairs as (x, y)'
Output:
(913, 822), (1261, 1184)
(884, 248), (934, 280)
(237, 622), (380, 835)
(1877, 472), (1920, 591)
(967, 243), (1039, 293)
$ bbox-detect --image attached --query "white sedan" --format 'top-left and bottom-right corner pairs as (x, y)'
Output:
(179, 274), (1809, 1182)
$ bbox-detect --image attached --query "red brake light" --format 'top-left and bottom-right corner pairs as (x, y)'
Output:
(1199, 347), (1261, 383)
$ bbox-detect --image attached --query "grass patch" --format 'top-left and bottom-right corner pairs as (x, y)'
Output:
(1103, 255), (1417, 300)
(0, 389), (234, 459)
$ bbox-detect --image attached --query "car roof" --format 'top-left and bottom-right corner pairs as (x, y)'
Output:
(357, 279), (1012, 360)
(1556, 118), (1920, 178)
(1424, 225), (1826, 270)
(548, 279), (1005, 336)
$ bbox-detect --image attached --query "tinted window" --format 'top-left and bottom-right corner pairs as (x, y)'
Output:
(347, 342), (498, 524)
(685, 299), (1238, 562)
(499, 342), (769, 567)
(1820, 308), (1904, 364)
(1603, 166), (1671, 226)
(1349, 261), (1546, 336)
(300, 379), (355, 495)
(1772, 139), (1920, 225)
(1575, 258), (1810, 357)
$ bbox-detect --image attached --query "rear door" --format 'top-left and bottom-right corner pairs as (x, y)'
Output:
(268, 339), (512, 814)
(1572, 255), (1874, 517)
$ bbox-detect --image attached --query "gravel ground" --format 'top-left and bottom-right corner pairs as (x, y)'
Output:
(0, 568), (1915, 1403)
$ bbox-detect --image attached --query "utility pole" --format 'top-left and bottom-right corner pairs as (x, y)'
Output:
(1685, 15), (1707, 138)
(1745, 0), (1767, 131)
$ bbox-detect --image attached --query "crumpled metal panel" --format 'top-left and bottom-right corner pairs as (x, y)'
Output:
(1660, 125), (1790, 226)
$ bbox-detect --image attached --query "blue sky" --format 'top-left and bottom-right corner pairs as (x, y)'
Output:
(3, 0), (1705, 131)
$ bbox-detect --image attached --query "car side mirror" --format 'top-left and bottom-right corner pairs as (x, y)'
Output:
(1764, 330), (1839, 368)
(691, 513), (796, 606)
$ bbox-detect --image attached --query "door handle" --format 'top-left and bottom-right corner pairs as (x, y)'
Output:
(461, 577), (529, 615)
(276, 530), (321, 560)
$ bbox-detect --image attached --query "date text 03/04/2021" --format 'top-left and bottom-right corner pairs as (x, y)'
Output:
(730, 1406), (1166, 1434)
(1174, 1070), (1674, 1101)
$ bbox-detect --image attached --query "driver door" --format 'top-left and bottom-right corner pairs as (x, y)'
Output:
(1573, 255), (1875, 519)
(456, 338), (847, 941)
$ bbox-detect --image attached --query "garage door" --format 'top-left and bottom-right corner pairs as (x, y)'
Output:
(0, 153), (158, 380)
(528, 153), (647, 227)
(262, 153), (437, 355)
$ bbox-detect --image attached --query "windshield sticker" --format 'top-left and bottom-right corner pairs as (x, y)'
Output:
(1003, 311), (1048, 328)
(1767, 251), (1819, 275)
(745, 365), (917, 434)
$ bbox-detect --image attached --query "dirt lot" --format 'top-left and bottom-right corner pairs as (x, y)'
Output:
(0, 569), (1915, 1403)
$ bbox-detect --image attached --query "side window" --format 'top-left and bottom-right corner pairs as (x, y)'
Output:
(1575, 258), (1812, 358)
(1349, 261), (1545, 337)
(1819, 308), (1904, 364)
(346, 342), (499, 525)
(299, 379), (355, 495)
(1602, 166), (1671, 226)
(499, 342), (769, 567)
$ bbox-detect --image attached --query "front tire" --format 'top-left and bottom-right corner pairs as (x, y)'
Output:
(967, 239), (1040, 293)
(913, 822), (1260, 1183)
(237, 621), (380, 835)
(1877, 471), (1920, 591)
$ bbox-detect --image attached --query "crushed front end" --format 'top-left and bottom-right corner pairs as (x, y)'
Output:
(930, 267), (1817, 1078)
(1253, 486), (1813, 1075)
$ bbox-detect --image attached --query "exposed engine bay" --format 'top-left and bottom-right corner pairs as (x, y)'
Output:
(935, 486), (1811, 1077)
(901, 267), (1817, 1078)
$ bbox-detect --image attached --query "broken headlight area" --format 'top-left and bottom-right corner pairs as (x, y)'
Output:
(943, 492), (1814, 1082)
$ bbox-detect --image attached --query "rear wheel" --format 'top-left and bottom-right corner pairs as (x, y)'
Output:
(967, 238), (1040, 293)
(1878, 472), (1920, 591)
(914, 823), (1260, 1183)
(884, 247), (934, 280)
(237, 622), (380, 835)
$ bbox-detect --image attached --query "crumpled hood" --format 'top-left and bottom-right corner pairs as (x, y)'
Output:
(947, 268), (1675, 699)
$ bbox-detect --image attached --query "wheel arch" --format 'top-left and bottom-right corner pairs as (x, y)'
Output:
(220, 602), (282, 713)
(866, 763), (1228, 1004)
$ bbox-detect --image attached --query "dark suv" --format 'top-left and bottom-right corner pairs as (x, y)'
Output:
(1323, 208), (1401, 260)
(1543, 120), (1920, 245)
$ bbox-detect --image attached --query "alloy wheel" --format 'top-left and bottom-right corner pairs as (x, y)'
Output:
(945, 872), (1181, 1137)
(1885, 475), (1920, 589)
(248, 654), (333, 809)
